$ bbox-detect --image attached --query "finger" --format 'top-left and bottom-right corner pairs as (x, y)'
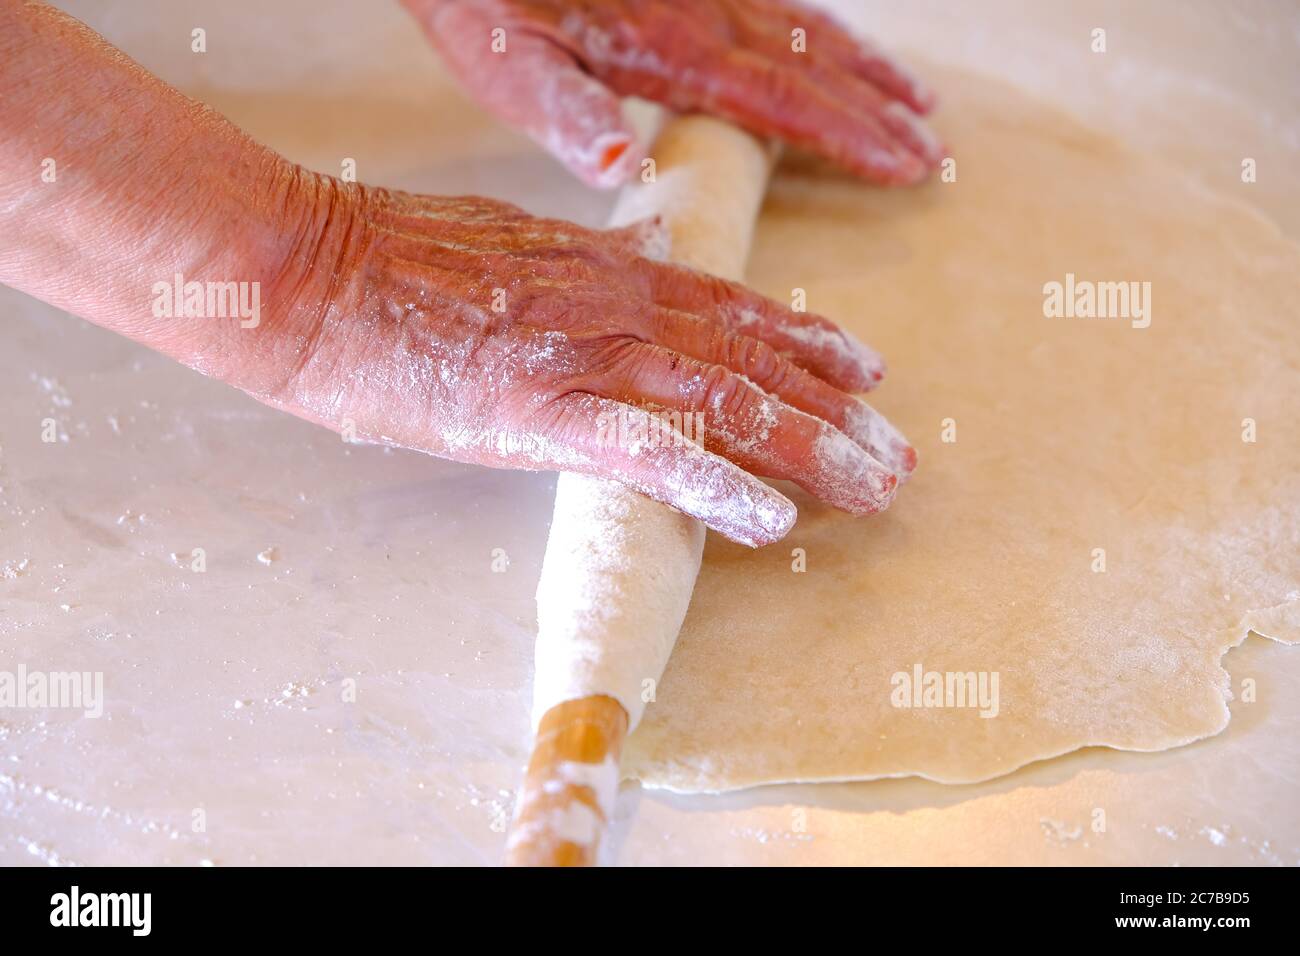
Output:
(735, 11), (944, 165)
(643, 306), (917, 477)
(414, 2), (642, 188)
(840, 37), (938, 115)
(877, 98), (945, 167)
(532, 393), (796, 547)
(841, 396), (918, 479)
(590, 340), (898, 514)
(689, 47), (929, 185)
(807, 61), (944, 166)
(631, 257), (886, 391)
(768, 1), (937, 113)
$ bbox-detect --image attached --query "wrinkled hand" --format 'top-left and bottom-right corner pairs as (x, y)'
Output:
(276, 183), (915, 546)
(402, 0), (943, 187)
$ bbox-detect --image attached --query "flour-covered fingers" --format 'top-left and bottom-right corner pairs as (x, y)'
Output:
(533, 393), (796, 547)
(593, 342), (898, 514)
(795, 60), (944, 166)
(737, 7), (943, 165)
(838, 37), (938, 116)
(632, 257), (886, 391)
(693, 49), (929, 185)
(406, 0), (940, 188)
(840, 397), (917, 479)
(643, 307), (917, 478)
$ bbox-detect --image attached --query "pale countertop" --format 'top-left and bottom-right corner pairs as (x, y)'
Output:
(1, 0), (1296, 865)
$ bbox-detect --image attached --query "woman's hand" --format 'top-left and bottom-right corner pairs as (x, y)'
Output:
(0, 1), (915, 547)
(402, 0), (944, 188)
(271, 182), (916, 546)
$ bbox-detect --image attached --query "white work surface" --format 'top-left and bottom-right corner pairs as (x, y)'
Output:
(2, 1), (1297, 865)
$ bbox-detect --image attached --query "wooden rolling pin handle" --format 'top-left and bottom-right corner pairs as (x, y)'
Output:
(504, 695), (629, 867)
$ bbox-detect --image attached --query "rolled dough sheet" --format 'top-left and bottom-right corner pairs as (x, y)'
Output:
(622, 67), (1299, 792)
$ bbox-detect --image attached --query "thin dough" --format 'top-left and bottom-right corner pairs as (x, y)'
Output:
(623, 68), (1300, 792)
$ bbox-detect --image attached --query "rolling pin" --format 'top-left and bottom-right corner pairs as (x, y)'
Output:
(505, 111), (776, 866)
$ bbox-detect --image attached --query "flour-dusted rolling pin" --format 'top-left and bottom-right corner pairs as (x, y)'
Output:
(505, 112), (776, 867)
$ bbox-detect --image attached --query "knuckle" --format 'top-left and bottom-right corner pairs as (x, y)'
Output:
(725, 332), (783, 384)
(701, 365), (752, 419)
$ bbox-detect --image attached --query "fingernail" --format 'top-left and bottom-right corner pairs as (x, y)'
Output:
(631, 215), (671, 262)
(911, 80), (938, 114)
(884, 102), (946, 165)
(844, 399), (917, 479)
(893, 149), (932, 184)
(725, 480), (797, 547)
(813, 424), (898, 514)
(584, 132), (640, 189)
(839, 328), (887, 388)
(749, 483), (798, 545)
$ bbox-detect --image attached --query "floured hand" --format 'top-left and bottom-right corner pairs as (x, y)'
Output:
(402, 0), (943, 188)
(271, 182), (916, 546)
(0, 3), (913, 548)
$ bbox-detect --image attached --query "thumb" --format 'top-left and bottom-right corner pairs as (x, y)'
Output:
(415, 2), (643, 188)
